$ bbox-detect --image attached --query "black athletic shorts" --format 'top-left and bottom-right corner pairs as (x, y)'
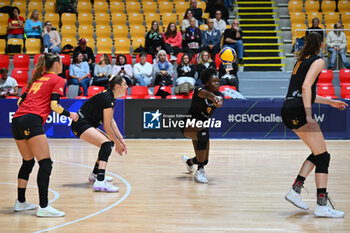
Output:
(281, 98), (307, 130)
(71, 117), (93, 138)
(11, 114), (45, 140)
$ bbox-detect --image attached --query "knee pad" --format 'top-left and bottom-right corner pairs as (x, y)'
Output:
(306, 153), (316, 165)
(98, 141), (114, 162)
(196, 129), (209, 150)
(203, 160), (208, 166)
(38, 158), (53, 176)
(315, 152), (330, 174)
(192, 157), (199, 165)
(18, 159), (35, 180)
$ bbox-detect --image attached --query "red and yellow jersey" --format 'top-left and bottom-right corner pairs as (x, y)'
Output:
(14, 72), (65, 123)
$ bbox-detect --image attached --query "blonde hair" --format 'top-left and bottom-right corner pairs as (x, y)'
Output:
(30, 9), (39, 20)
(197, 50), (213, 65)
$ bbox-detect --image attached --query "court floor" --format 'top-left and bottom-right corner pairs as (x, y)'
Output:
(0, 139), (349, 233)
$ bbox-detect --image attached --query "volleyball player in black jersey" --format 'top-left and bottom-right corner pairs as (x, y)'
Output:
(71, 75), (128, 192)
(181, 68), (224, 183)
(282, 33), (347, 217)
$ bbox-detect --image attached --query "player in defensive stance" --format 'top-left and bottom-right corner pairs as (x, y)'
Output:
(181, 68), (224, 183)
(71, 75), (127, 192)
(12, 53), (79, 217)
(281, 32), (347, 218)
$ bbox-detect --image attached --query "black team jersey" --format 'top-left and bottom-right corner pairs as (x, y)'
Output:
(286, 54), (322, 104)
(188, 87), (224, 121)
(78, 90), (116, 127)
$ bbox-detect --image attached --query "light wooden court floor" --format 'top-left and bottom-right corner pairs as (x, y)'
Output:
(0, 139), (349, 233)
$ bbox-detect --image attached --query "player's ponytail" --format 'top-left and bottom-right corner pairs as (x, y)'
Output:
(108, 74), (124, 90)
(297, 32), (322, 61)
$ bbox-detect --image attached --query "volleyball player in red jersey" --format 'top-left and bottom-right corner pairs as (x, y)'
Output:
(11, 53), (78, 217)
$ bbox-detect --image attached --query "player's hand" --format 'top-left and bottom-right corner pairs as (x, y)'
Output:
(115, 141), (124, 156)
(306, 115), (317, 129)
(330, 100), (348, 110)
(213, 96), (223, 107)
(119, 138), (128, 155)
(69, 112), (79, 122)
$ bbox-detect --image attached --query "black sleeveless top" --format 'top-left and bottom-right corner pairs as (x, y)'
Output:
(285, 54), (322, 104)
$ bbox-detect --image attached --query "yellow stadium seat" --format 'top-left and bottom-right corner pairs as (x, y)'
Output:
(290, 12), (306, 25)
(115, 38), (131, 54)
(338, 1), (350, 13)
(126, 1), (141, 13)
(96, 25), (112, 38)
(0, 0), (10, 8)
(199, 24), (208, 31)
(342, 12), (350, 24)
(79, 25), (94, 38)
(0, 13), (7, 25)
(343, 23), (350, 37)
(61, 25), (77, 38)
(0, 39), (5, 54)
(305, 0), (320, 13)
(129, 25), (147, 38)
(132, 37), (145, 51)
(78, 13), (93, 26)
(288, 0), (303, 12)
(175, 2), (189, 14)
(113, 25), (129, 39)
(321, 1), (336, 13)
(111, 13), (127, 26)
(77, 1), (92, 14)
(291, 24), (307, 42)
(96, 37), (113, 54)
(144, 13), (161, 26)
(28, 2), (43, 13)
(143, 2), (157, 14)
(61, 13), (77, 26)
(7, 38), (24, 54)
(94, 1), (109, 14)
(161, 13), (177, 27)
(128, 13), (144, 26)
(324, 12), (340, 26)
(44, 1), (56, 14)
(44, 13), (59, 28)
(11, 2), (26, 14)
(82, 37), (95, 51)
(110, 1), (125, 14)
(307, 12), (323, 26)
(0, 24), (6, 36)
(62, 37), (77, 47)
(196, 1), (206, 11)
(203, 12), (209, 20)
(158, 2), (174, 14)
(95, 13), (110, 25)
(26, 38), (41, 54)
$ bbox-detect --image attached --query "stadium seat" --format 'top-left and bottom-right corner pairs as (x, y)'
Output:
(144, 95), (161, 99)
(97, 38), (113, 54)
(126, 1), (141, 13)
(196, 1), (206, 11)
(342, 12), (350, 24)
(323, 12), (340, 26)
(199, 24), (209, 31)
(113, 25), (129, 39)
(317, 69), (333, 85)
(290, 12), (306, 25)
(75, 96), (89, 99)
(144, 13), (161, 26)
(13, 54), (29, 70)
(307, 12), (323, 26)
(34, 54), (43, 65)
(339, 69), (350, 86)
(115, 54), (132, 65)
(338, 0), (350, 12)
(215, 53), (221, 70)
(0, 39), (5, 55)
(0, 20), (6, 36)
(114, 38), (131, 54)
(94, 1), (109, 14)
(0, 13), (7, 26)
(59, 54), (72, 67)
(79, 25), (94, 38)
(95, 54), (112, 63)
(176, 53), (184, 65)
(95, 13), (110, 25)
(132, 37), (146, 52)
(131, 86), (149, 98)
(175, 2), (189, 14)
(44, 1), (56, 14)
(154, 85), (172, 95)
(288, 0), (303, 12)
(321, 0), (336, 13)
(96, 25), (112, 38)
(291, 24), (307, 43)
(161, 13), (177, 26)
(120, 95), (133, 99)
(88, 86), (105, 97)
(143, 2), (157, 14)
(7, 39), (24, 54)
(61, 13), (76, 26)
(317, 85), (337, 98)
(110, 1), (125, 14)
(166, 95), (183, 99)
(130, 25), (147, 38)
(6, 96), (19, 99)
(128, 13), (144, 26)
(219, 85), (237, 92)
(305, 0), (320, 13)
(158, 2), (174, 14)
(83, 37), (96, 51)
(78, 13), (93, 26)
(61, 25), (77, 38)
(136, 53), (153, 64)
(340, 84), (350, 98)
(11, 68), (28, 88)
(77, 1), (92, 14)
(11, 2), (26, 14)
(28, 1), (43, 14)
(0, 0), (10, 7)
(0, 55), (9, 68)
(44, 13), (59, 29)
(111, 13), (127, 26)
(62, 37), (77, 48)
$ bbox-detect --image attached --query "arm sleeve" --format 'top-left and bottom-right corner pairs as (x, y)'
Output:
(17, 92), (27, 106)
(214, 30), (221, 45)
(24, 20), (32, 34)
(50, 93), (70, 116)
(174, 32), (183, 47)
(177, 65), (185, 77)
(133, 64), (140, 76)
(340, 33), (347, 49)
(188, 65), (196, 78)
(89, 48), (95, 63)
(69, 64), (74, 76)
(202, 31), (208, 46)
(106, 65), (112, 76)
(94, 65), (99, 77)
(125, 64), (133, 78)
(167, 63), (173, 76)
(84, 62), (90, 75)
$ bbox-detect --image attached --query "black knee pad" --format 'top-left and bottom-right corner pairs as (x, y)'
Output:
(196, 129), (209, 150)
(18, 159), (35, 180)
(315, 152), (330, 174)
(38, 158), (53, 176)
(203, 160), (208, 166)
(306, 153), (316, 165)
(99, 141), (114, 162)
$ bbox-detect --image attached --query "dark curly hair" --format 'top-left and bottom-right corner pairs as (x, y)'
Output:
(200, 67), (218, 85)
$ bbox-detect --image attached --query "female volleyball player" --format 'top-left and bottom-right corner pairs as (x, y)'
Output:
(12, 53), (79, 217)
(282, 32), (347, 218)
(71, 75), (127, 192)
(181, 68), (224, 183)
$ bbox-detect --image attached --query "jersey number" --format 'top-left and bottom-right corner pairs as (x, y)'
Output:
(292, 61), (302, 75)
(28, 82), (43, 95)
(206, 107), (212, 114)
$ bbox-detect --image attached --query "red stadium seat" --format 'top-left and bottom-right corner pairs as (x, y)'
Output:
(144, 95), (161, 99)
(20, 86), (26, 95)
(135, 54), (153, 64)
(317, 85), (338, 99)
(317, 69), (333, 85)
(75, 96), (89, 99)
(11, 68), (28, 88)
(0, 55), (9, 68)
(95, 54), (113, 63)
(177, 53), (184, 65)
(13, 54), (30, 70)
(116, 54), (132, 65)
(166, 95), (184, 99)
(59, 54), (71, 67)
(131, 86), (149, 98)
(219, 85), (237, 92)
(215, 53), (221, 70)
(34, 54), (43, 65)
(339, 69), (350, 86)
(340, 84), (350, 98)
(6, 96), (19, 99)
(153, 85), (172, 95)
(87, 86), (105, 97)
(120, 95), (133, 99)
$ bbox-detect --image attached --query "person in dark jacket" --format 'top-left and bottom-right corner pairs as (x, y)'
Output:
(184, 17), (202, 58)
(202, 18), (221, 59)
(145, 21), (165, 58)
(74, 38), (95, 74)
(223, 20), (244, 64)
(189, 0), (203, 25)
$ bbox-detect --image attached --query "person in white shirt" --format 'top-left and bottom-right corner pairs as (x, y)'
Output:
(181, 9), (198, 33)
(133, 52), (153, 86)
(213, 10), (227, 35)
(0, 68), (18, 98)
(326, 22), (350, 69)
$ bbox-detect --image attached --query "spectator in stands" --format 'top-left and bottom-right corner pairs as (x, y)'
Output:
(24, 10), (42, 39)
(177, 54), (196, 86)
(69, 52), (90, 96)
(326, 22), (350, 69)
(306, 18), (323, 40)
(57, 0), (77, 15)
(92, 54), (112, 89)
(219, 61), (239, 90)
(0, 68), (18, 98)
(42, 21), (61, 53)
(223, 20), (244, 64)
(7, 7), (25, 39)
(184, 17), (202, 58)
(74, 38), (95, 74)
(189, 0), (203, 25)
(208, 0), (229, 23)
(213, 10), (227, 35)
(224, 0), (233, 10)
(182, 9), (198, 33)
(133, 51), (153, 87)
(145, 21), (165, 59)
(163, 22), (182, 62)
(113, 54), (134, 86)
(196, 50), (217, 86)
(153, 50), (173, 86)
(202, 18), (221, 59)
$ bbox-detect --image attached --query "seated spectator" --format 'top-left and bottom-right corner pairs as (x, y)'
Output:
(133, 51), (153, 86)
(57, 0), (77, 15)
(223, 20), (244, 64)
(182, 9), (198, 33)
(184, 17), (202, 58)
(219, 61), (239, 90)
(202, 18), (221, 59)
(224, 0), (234, 10)
(7, 7), (25, 39)
(92, 54), (112, 89)
(113, 54), (134, 86)
(213, 10), (227, 35)
(208, 0), (229, 23)
(145, 21), (165, 58)
(42, 21), (61, 53)
(196, 50), (216, 86)
(153, 50), (173, 86)
(177, 54), (196, 86)
(163, 22), (182, 61)
(326, 23), (350, 69)
(69, 52), (90, 96)
(0, 68), (18, 98)
(189, 0), (203, 25)
(306, 17), (323, 40)
(24, 10), (42, 39)
(74, 38), (95, 74)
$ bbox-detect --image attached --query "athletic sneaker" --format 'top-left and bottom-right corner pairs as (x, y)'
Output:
(88, 172), (113, 182)
(314, 202), (345, 218)
(93, 179), (119, 192)
(36, 205), (65, 217)
(194, 168), (208, 184)
(285, 187), (310, 210)
(14, 199), (37, 212)
(181, 155), (195, 173)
